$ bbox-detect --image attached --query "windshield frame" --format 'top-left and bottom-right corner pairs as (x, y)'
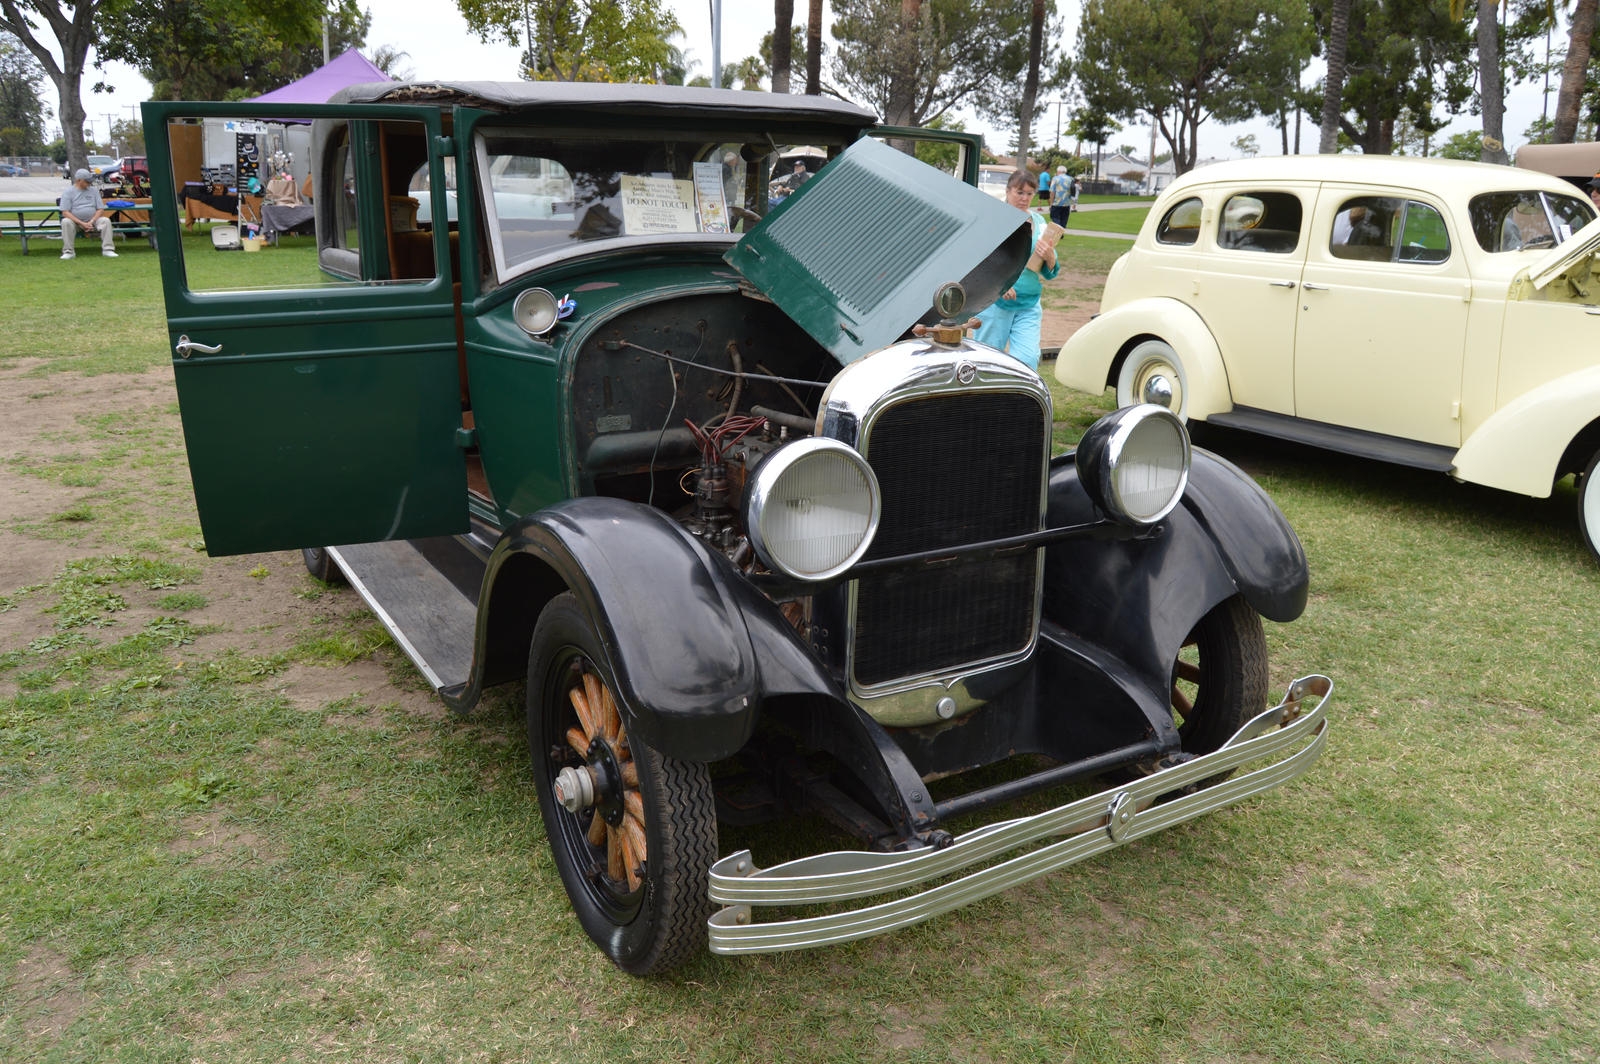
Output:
(473, 123), (851, 287)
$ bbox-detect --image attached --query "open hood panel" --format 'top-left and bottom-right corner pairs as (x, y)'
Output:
(1526, 214), (1600, 291)
(725, 136), (1034, 365)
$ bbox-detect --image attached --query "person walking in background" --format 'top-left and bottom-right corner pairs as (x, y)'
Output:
(973, 170), (1060, 371)
(59, 169), (116, 259)
(1049, 165), (1073, 228)
(1037, 166), (1051, 207)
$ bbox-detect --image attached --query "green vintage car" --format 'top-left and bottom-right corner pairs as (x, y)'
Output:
(144, 84), (1331, 975)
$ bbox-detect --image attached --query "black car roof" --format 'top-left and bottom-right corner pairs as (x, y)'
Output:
(326, 80), (879, 128)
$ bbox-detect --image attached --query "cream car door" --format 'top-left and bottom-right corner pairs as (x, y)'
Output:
(1185, 185), (1314, 413)
(1294, 188), (1471, 447)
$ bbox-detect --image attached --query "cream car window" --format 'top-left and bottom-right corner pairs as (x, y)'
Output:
(1329, 195), (1450, 265)
(1468, 190), (1594, 252)
(1217, 191), (1302, 253)
(1156, 197), (1202, 245)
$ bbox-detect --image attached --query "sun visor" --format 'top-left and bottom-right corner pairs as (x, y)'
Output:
(725, 136), (1035, 365)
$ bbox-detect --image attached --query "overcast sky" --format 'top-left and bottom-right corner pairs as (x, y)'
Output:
(51, 0), (1560, 162)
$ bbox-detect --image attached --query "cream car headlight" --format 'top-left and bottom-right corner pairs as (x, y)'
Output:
(744, 438), (881, 581)
(1076, 404), (1191, 525)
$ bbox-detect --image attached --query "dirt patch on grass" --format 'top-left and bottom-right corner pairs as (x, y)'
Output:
(9, 943), (86, 1041)
(170, 809), (277, 866)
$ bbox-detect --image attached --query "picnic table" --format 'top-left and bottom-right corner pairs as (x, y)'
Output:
(1, 201), (158, 254)
(0, 205), (62, 255)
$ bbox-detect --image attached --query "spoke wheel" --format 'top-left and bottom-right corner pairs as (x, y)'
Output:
(528, 593), (716, 975)
(1167, 594), (1269, 786)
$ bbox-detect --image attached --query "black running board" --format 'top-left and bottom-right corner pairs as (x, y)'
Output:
(327, 539), (482, 693)
(1206, 407), (1457, 473)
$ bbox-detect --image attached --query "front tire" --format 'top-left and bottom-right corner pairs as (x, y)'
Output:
(300, 547), (345, 584)
(1579, 452), (1600, 564)
(1168, 595), (1269, 784)
(527, 593), (717, 975)
(1116, 339), (1189, 420)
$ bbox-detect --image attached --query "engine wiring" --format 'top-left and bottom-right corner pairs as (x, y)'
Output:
(616, 340), (831, 390)
(686, 414), (767, 466)
(645, 324), (705, 508)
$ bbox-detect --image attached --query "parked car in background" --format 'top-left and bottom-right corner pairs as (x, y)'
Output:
(102, 155), (149, 184)
(0, 162), (26, 176)
(1057, 155), (1600, 559)
(978, 162), (1013, 200)
(86, 154), (116, 176)
(145, 83), (1331, 975)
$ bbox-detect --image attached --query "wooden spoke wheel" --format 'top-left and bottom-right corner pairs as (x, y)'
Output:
(527, 593), (716, 975)
(1168, 594), (1269, 786)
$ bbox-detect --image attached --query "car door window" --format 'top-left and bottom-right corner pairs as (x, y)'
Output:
(1156, 196), (1202, 245)
(1468, 190), (1595, 252)
(1330, 195), (1450, 264)
(1217, 191), (1303, 253)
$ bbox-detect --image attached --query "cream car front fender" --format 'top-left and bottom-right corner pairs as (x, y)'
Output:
(1453, 366), (1600, 498)
(1054, 298), (1233, 419)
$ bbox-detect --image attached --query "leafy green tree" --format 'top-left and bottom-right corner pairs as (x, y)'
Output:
(457, 0), (682, 82)
(911, 113), (968, 172)
(1065, 104), (1119, 177)
(0, 30), (46, 154)
(1310, 0), (1473, 155)
(1231, 133), (1259, 156)
(1435, 127), (1483, 159)
(1076, 0), (1314, 174)
(0, 0), (109, 172)
(830, 0), (1033, 129)
(110, 116), (142, 154)
(97, 0), (368, 101)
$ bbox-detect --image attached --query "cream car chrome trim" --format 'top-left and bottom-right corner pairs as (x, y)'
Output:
(707, 675), (1332, 954)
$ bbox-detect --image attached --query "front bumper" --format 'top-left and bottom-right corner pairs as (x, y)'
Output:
(707, 674), (1332, 954)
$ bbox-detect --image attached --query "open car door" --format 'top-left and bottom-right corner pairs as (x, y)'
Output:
(864, 125), (984, 186)
(143, 100), (467, 556)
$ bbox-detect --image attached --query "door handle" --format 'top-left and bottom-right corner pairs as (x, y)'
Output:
(174, 335), (223, 359)
(1268, 280), (1296, 288)
(1301, 283), (1330, 291)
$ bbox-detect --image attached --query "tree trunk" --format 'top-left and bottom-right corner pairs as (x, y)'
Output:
(805, 0), (822, 94)
(884, 0), (922, 126)
(1015, 0), (1044, 166)
(772, 0), (794, 93)
(1477, 0), (1509, 164)
(1554, 0), (1597, 142)
(1319, 0), (1350, 153)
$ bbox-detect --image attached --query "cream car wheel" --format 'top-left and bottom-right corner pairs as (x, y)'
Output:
(1579, 452), (1600, 564)
(1116, 340), (1188, 421)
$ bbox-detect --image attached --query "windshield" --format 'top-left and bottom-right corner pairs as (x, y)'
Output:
(477, 128), (847, 279)
(1468, 190), (1596, 253)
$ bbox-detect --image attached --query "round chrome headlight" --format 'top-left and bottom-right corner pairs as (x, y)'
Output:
(744, 438), (881, 581)
(1075, 404), (1191, 525)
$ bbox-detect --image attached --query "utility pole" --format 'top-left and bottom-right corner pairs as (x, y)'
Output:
(1055, 100), (1063, 150)
(322, 15), (330, 65)
(710, 0), (723, 88)
(103, 113), (117, 154)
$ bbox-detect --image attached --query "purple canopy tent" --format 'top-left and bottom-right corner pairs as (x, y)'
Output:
(247, 49), (391, 105)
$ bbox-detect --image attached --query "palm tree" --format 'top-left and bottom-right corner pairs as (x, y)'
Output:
(805, 0), (823, 94)
(1318, 0), (1350, 153)
(773, 0), (794, 93)
(1554, 0), (1597, 141)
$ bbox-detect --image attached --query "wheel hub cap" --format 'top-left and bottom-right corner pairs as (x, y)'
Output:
(1141, 372), (1174, 407)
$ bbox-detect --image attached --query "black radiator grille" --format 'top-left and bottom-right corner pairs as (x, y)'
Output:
(852, 391), (1046, 688)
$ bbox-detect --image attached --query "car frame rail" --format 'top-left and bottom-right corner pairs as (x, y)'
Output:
(707, 674), (1332, 954)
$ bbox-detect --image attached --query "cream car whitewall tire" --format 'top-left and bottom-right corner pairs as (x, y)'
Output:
(1116, 339), (1189, 421)
(1579, 452), (1600, 564)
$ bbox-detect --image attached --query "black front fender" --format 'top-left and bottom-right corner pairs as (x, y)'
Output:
(1043, 447), (1308, 706)
(468, 497), (842, 763)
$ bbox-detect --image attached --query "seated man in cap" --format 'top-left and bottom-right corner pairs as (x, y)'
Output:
(59, 169), (117, 259)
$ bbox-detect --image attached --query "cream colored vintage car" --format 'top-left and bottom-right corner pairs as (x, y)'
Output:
(1056, 155), (1600, 558)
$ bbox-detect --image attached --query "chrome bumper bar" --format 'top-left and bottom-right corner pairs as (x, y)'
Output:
(707, 674), (1332, 955)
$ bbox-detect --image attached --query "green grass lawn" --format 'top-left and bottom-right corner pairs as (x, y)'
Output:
(1076, 193), (1157, 205)
(3, 231), (1600, 1063)
(1069, 206), (1151, 235)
